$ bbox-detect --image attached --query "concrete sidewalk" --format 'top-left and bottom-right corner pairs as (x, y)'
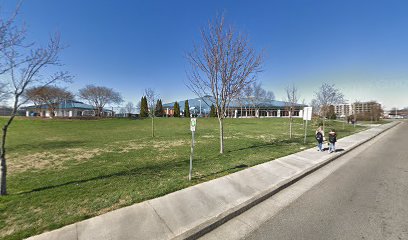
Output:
(27, 122), (400, 240)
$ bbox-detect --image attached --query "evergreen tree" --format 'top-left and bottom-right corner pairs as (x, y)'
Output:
(184, 100), (190, 117)
(140, 96), (149, 118)
(173, 102), (180, 117)
(210, 104), (217, 117)
(155, 99), (164, 117)
(144, 97), (149, 117)
(145, 97), (150, 117)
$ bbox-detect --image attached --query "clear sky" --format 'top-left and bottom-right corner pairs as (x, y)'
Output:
(2, 0), (408, 109)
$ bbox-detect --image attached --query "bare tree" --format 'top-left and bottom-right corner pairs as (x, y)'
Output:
(25, 86), (73, 117)
(285, 84), (299, 139)
(310, 99), (319, 116)
(186, 15), (263, 153)
(119, 107), (126, 115)
(265, 90), (275, 100)
(136, 100), (141, 115)
(78, 85), (123, 117)
(250, 82), (274, 117)
(312, 83), (345, 131)
(125, 101), (134, 117)
(370, 101), (383, 121)
(242, 84), (254, 117)
(144, 88), (157, 137)
(249, 82), (261, 117)
(0, 7), (71, 195)
(235, 85), (248, 118)
(24, 86), (43, 106)
(238, 82), (274, 118)
(253, 82), (275, 100)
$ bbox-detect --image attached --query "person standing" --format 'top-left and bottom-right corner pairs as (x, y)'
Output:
(315, 126), (324, 151)
(328, 129), (337, 153)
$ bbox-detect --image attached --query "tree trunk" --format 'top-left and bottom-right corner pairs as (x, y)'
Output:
(218, 117), (224, 154)
(151, 117), (155, 137)
(1, 92), (20, 196)
(289, 117), (293, 139)
(1, 124), (10, 195)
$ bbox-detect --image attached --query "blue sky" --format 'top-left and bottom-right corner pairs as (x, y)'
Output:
(2, 0), (408, 109)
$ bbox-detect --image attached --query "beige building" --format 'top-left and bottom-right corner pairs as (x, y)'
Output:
(334, 104), (353, 117)
(333, 101), (382, 118)
(353, 101), (381, 115)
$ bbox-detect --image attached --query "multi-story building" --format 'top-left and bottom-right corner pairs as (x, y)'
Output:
(352, 101), (381, 115)
(333, 101), (382, 119)
(334, 104), (353, 118)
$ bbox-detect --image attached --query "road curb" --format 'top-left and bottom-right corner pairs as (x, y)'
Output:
(180, 121), (401, 240)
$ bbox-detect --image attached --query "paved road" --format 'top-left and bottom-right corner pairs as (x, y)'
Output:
(202, 121), (408, 240)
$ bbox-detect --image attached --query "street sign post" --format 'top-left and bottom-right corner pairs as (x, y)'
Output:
(303, 107), (312, 144)
(190, 118), (196, 132)
(189, 118), (196, 181)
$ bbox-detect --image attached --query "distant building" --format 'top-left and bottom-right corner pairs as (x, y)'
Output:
(334, 104), (353, 118)
(352, 102), (381, 115)
(0, 106), (25, 116)
(163, 96), (307, 118)
(24, 100), (113, 117)
(333, 101), (382, 119)
(386, 108), (408, 119)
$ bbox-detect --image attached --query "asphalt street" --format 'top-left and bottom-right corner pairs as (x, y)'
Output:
(243, 121), (408, 240)
(200, 121), (408, 240)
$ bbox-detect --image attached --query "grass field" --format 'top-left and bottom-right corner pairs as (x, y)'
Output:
(0, 117), (367, 239)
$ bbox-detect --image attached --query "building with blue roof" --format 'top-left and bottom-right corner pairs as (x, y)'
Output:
(163, 96), (307, 118)
(25, 100), (113, 117)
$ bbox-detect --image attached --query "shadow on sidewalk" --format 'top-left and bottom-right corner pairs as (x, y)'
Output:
(321, 148), (345, 152)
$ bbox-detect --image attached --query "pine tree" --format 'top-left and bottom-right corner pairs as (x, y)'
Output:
(144, 97), (149, 117)
(139, 96), (144, 117)
(184, 100), (190, 117)
(173, 102), (180, 117)
(155, 99), (164, 117)
(210, 104), (217, 117)
(140, 96), (149, 118)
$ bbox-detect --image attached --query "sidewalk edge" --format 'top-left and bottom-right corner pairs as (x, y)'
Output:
(178, 121), (401, 240)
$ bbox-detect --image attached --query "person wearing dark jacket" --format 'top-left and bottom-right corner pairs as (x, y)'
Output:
(328, 129), (337, 153)
(315, 126), (324, 151)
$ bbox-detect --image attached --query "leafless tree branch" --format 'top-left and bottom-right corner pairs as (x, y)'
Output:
(285, 84), (299, 139)
(78, 85), (123, 117)
(186, 14), (263, 153)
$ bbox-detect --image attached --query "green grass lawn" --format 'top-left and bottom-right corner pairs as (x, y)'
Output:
(0, 117), (368, 239)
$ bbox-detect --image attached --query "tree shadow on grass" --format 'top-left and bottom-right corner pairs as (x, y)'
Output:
(229, 138), (303, 153)
(16, 158), (248, 195)
(193, 164), (249, 181)
(16, 139), (307, 196)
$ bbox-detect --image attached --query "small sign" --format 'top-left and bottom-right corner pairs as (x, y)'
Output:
(303, 107), (312, 121)
(190, 118), (197, 132)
